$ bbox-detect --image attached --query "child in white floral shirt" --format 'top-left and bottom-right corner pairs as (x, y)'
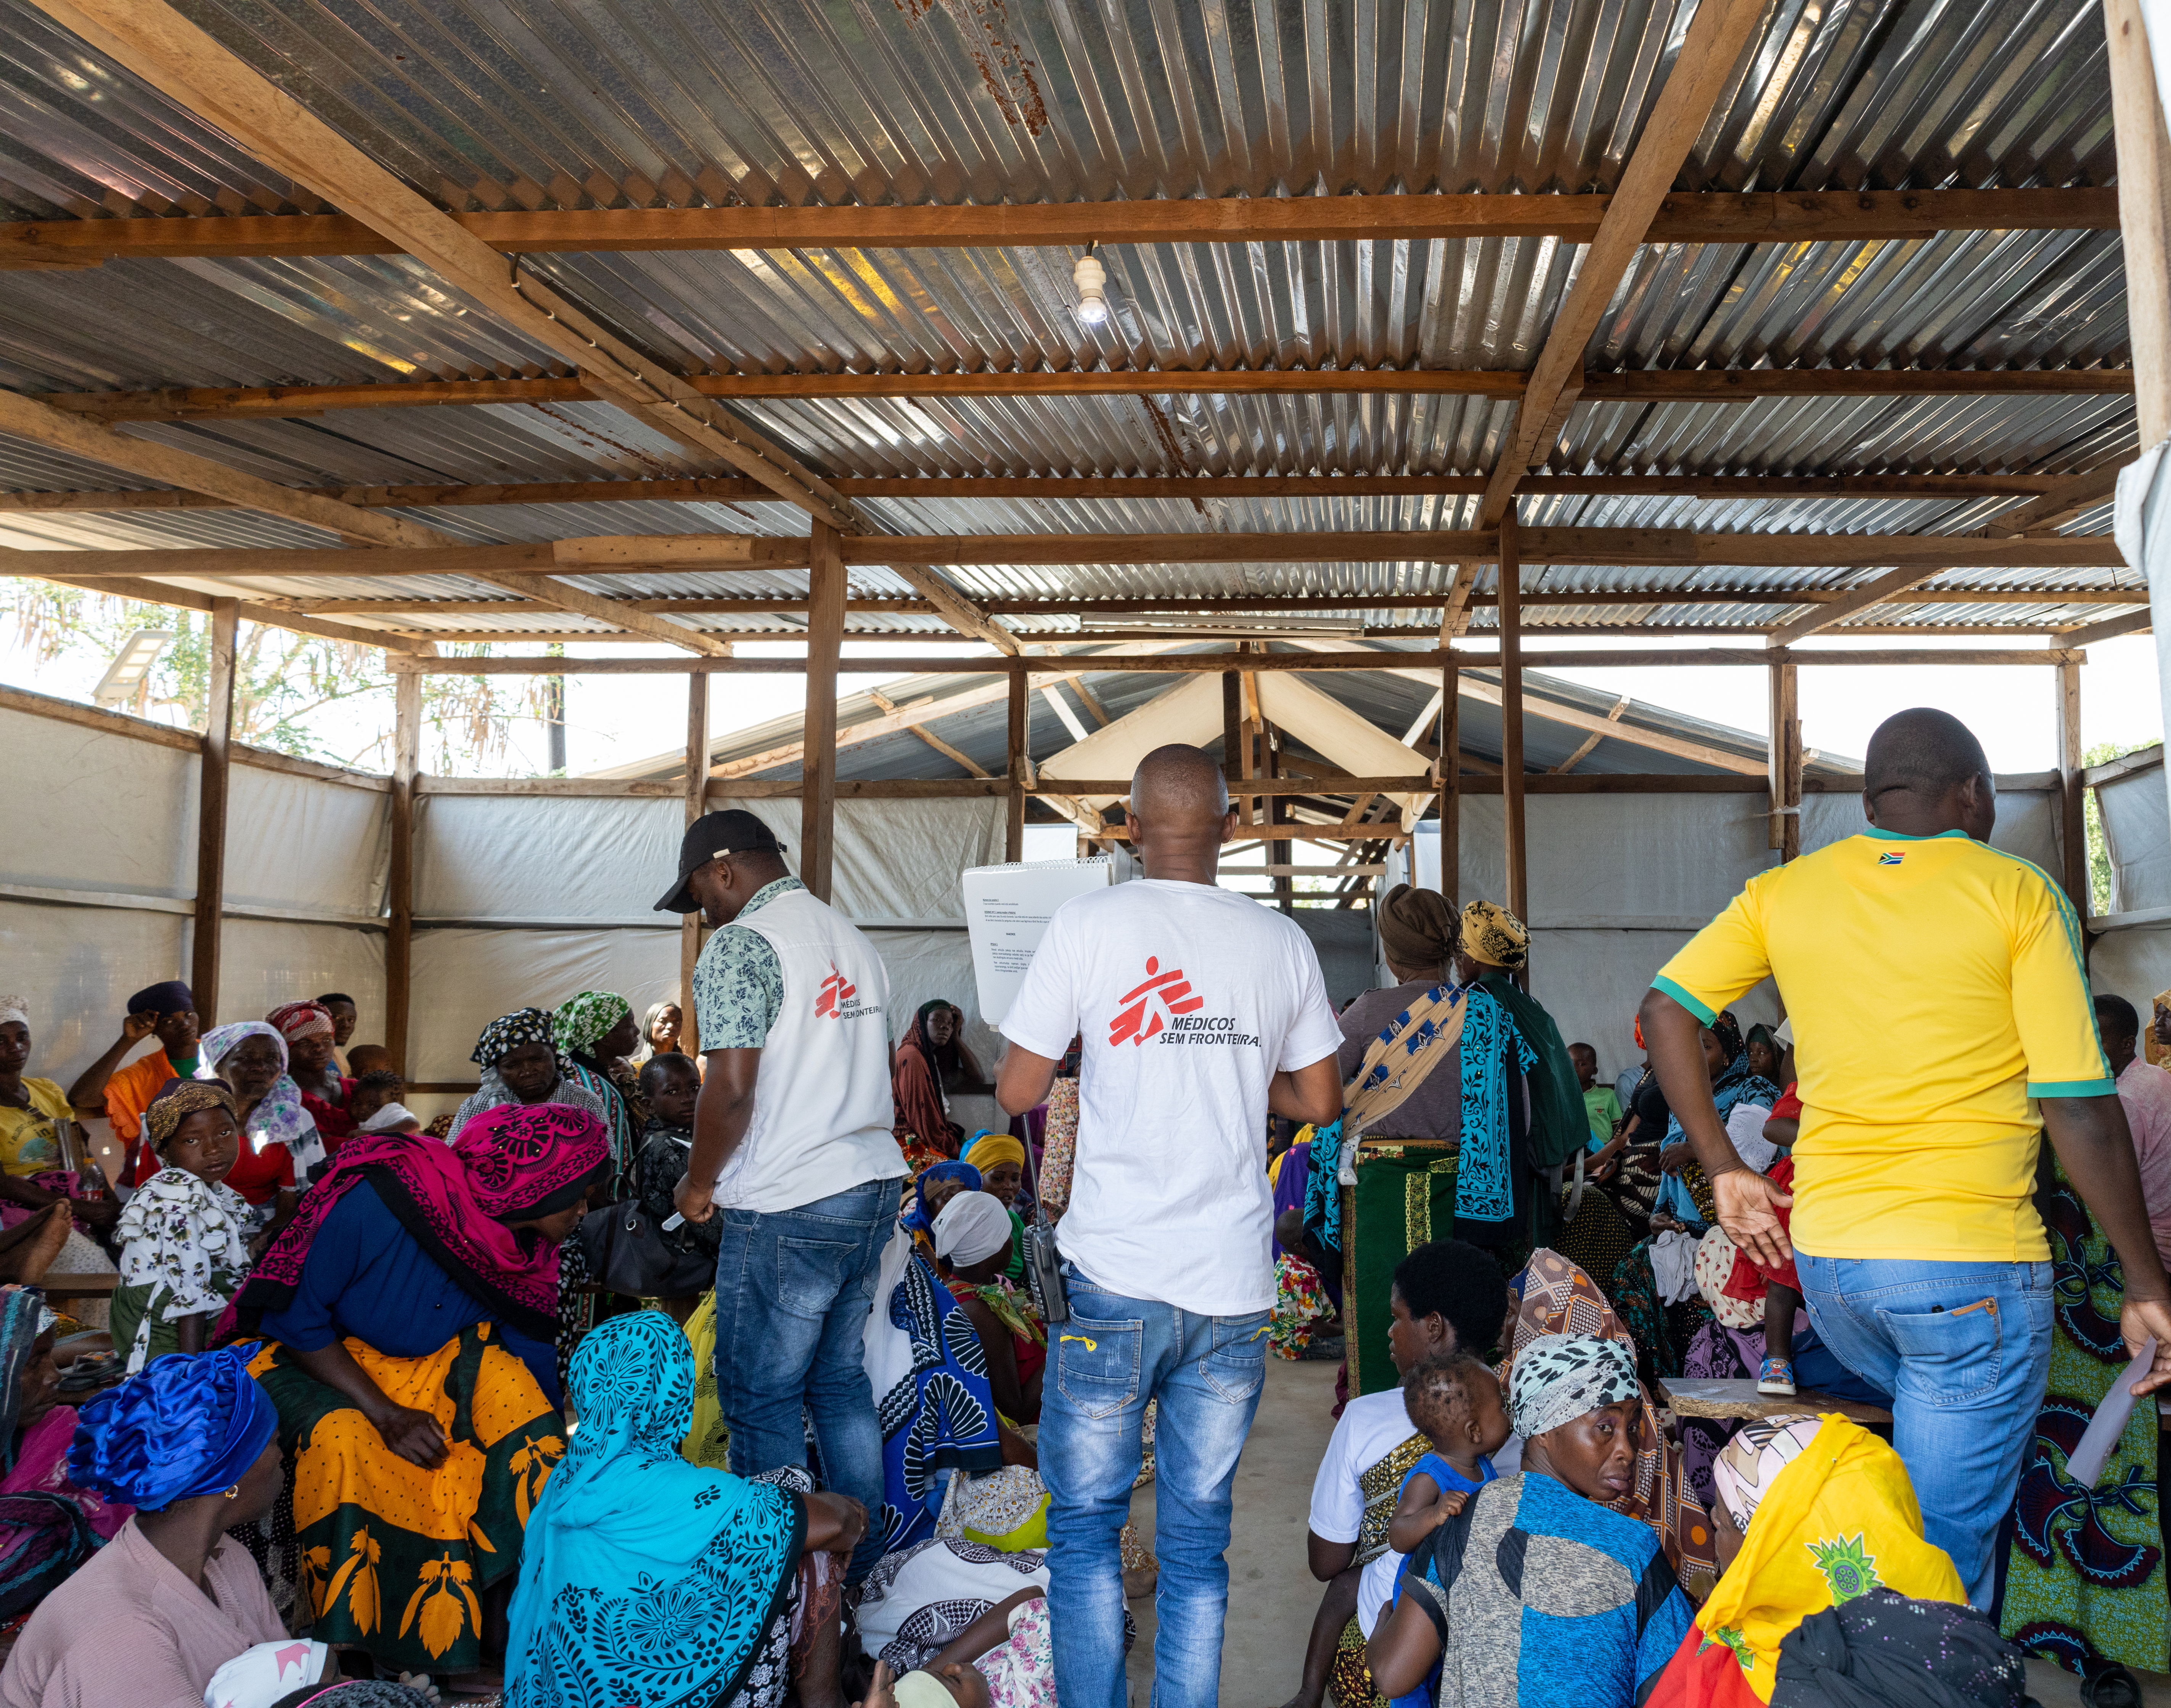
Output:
(111, 1080), (252, 1372)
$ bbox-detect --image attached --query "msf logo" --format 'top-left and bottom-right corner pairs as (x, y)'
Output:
(815, 963), (857, 1019)
(1110, 956), (1203, 1047)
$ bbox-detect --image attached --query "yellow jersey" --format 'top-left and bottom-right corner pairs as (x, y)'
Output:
(1654, 828), (2110, 1262)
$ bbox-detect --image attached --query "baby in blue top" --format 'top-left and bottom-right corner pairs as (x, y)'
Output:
(1387, 1351), (1515, 1557)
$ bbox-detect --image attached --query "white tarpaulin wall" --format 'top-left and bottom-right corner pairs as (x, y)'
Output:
(2089, 750), (2171, 1019)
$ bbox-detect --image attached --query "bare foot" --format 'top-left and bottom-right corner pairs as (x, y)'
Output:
(0, 1204), (76, 1285)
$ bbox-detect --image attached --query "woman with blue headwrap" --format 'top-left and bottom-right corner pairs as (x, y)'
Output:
(0, 1348), (285, 1708)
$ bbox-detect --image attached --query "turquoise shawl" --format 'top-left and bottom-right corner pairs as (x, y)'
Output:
(504, 1312), (803, 1708)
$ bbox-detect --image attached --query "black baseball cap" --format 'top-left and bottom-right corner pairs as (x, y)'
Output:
(654, 810), (786, 913)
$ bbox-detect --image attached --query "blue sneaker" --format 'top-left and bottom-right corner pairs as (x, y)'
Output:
(1757, 1355), (1797, 1397)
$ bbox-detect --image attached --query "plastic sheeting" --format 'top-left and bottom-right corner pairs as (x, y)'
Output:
(2098, 755), (2171, 915)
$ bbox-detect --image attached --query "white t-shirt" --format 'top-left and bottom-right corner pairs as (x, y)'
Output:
(1001, 879), (1342, 1315)
(1308, 1388), (1422, 1636)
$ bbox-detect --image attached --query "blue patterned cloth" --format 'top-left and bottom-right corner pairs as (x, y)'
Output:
(1302, 1117), (1346, 1258)
(1456, 987), (1537, 1225)
(505, 1312), (803, 1708)
(690, 876), (803, 1049)
(868, 1244), (1003, 1552)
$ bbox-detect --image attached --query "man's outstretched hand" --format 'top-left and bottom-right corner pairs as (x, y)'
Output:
(1711, 1167), (1793, 1271)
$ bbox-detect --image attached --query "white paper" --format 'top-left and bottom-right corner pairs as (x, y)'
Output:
(2065, 1336), (2158, 1487)
(960, 858), (1113, 1024)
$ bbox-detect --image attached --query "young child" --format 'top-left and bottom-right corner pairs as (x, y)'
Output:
(1386, 1352), (1513, 1555)
(110, 1081), (252, 1373)
(863, 1587), (1050, 1708)
(345, 1068), (405, 1131)
(356, 1101), (424, 1138)
(636, 1054), (717, 1267)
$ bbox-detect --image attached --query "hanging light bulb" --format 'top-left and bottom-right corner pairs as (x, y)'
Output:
(1073, 249), (1110, 325)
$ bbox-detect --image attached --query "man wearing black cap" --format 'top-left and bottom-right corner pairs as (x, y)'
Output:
(66, 980), (200, 1186)
(656, 809), (897, 1582)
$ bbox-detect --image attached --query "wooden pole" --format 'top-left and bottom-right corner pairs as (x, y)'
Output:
(1268, 722), (1292, 914)
(681, 670), (710, 1051)
(190, 597), (237, 1023)
(1006, 669), (1028, 862)
(1766, 660), (1801, 861)
(802, 522), (844, 901)
(1440, 656), (1461, 904)
(1499, 519), (1528, 919)
(385, 669), (418, 1076)
(2058, 658), (2090, 912)
(1222, 669), (1242, 780)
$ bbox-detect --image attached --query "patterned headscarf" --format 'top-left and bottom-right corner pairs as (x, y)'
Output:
(1711, 1414), (1822, 1532)
(1508, 1332), (1639, 1439)
(68, 1347), (276, 1510)
(1458, 899), (1530, 971)
(144, 1080), (236, 1154)
(265, 1001), (334, 1043)
(902, 1161), (981, 1234)
(0, 996), (26, 1029)
(220, 1104), (609, 1344)
(472, 1008), (556, 1068)
(195, 1023), (315, 1158)
(553, 991), (632, 1061)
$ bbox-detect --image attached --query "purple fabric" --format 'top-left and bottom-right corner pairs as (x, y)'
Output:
(1272, 1139), (1312, 1260)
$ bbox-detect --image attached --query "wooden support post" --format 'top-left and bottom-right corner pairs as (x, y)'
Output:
(1766, 660), (1801, 861)
(802, 522), (844, 901)
(190, 598), (237, 1023)
(1006, 669), (1028, 862)
(1222, 670), (1242, 780)
(1499, 519), (1528, 920)
(1268, 722), (1292, 915)
(1440, 656), (1461, 904)
(681, 670), (710, 1051)
(2059, 658), (2090, 913)
(385, 669), (419, 1077)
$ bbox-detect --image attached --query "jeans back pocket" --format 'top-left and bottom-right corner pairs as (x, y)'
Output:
(1875, 1295), (2003, 1403)
(1055, 1313), (1143, 1420)
(1204, 1311), (1271, 1405)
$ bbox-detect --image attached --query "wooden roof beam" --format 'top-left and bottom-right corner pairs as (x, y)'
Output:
(1980, 458), (2127, 536)
(0, 188), (2118, 266)
(27, 367), (2136, 421)
(0, 471), (2091, 512)
(1479, 0), (1775, 528)
(2061, 607), (2153, 645)
(1767, 566), (1948, 645)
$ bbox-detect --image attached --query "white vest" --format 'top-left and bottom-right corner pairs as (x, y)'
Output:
(715, 887), (902, 1212)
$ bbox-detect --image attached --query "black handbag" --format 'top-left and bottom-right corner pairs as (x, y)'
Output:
(577, 1200), (715, 1299)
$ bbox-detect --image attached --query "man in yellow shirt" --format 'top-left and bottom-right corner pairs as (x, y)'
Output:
(1641, 708), (2171, 1607)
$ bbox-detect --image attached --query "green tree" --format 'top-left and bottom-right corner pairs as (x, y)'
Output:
(6, 583), (549, 771)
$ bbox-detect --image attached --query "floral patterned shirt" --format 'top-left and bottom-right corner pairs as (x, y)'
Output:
(691, 876), (805, 1050)
(114, 1167), (251, 1368)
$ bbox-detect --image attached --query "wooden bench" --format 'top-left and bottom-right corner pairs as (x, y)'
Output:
(1654, 1376), (1892, 1425)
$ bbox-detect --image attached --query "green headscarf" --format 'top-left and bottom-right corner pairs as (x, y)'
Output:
(553, 991), (632, 1061)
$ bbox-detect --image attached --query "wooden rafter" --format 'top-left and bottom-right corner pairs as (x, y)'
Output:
(1553, 696), (1631, 772)
(2062, 607), (2153, 645)
(1767, 565), (1951, 645)
(0, 188), (2117, 266)
(26, 365), (2135, 421)
(463, 572), (730, 656)
(0, 472), (2088, 513)
(1478, 0), (1772, 527)
(1980, 458), (2127, 535)
(23, 569), (433, 653)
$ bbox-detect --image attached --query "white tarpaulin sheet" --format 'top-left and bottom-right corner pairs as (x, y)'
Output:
(2098, 756), (2171, 915)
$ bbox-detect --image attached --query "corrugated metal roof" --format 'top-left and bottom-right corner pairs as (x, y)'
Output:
(0, 0), (2140, 639)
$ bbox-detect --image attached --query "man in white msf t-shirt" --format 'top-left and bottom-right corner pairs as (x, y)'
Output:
(998, 745), (1343, 1708)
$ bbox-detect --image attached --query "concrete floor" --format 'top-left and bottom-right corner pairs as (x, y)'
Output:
(1123, 1356), (1341, 1706)
(1113, 1359), (2171, 1708)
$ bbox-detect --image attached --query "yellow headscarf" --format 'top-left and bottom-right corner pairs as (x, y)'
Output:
(1458, 899), (1530, 971)
(963, 1131), (1026, 1174)
(1684, 1416), (1963, 1703)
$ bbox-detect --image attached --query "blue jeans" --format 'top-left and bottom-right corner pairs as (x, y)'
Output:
(1795, 1253), (2053, 1608)
(1041, 1270), (1271, 1708)
(712, 1176), (902, 1583)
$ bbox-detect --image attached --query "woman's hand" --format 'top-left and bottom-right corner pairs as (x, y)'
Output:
(804, 1489), (868, 1557)
(857, 1658), (899, 1708)
(1649, 1212), (1683, 1235)
(1658, 1141), (1693, 1175)
(372, 1405), (450, 1468)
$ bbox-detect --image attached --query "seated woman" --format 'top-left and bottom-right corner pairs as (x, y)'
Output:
(224, 1104), (607, 1681)
(452, 1010), (612, 1137)
(931, 1193), (1043, 1426)
(0, 997), (118, 1257)
(111, 1082), (251, 1372)
(1367, 1335), (1694, 1708)
(902, 1162), (982, 1263)
(893, 1002), (985, 1163)
(1644, 1416), (1964, 1708)
(552, 991), (644, 1186)
(0, 1348), (285, 1708)
(193, 1022), (324, 1215)
(270, 1002), (352, 1152)
(960, 1131), (1028, 1280)
(506, 1312), (866, 1708)
(1507, 1249), (1719, 1601)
